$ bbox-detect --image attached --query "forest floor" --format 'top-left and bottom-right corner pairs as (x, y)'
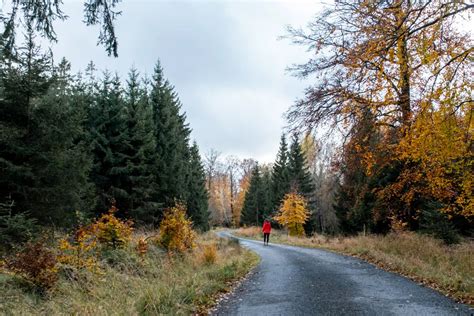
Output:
(234, 227), (474, 306)
(0, 231), (259, 315)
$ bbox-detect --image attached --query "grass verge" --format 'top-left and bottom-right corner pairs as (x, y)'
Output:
(235, 227), (473, 305)
(0, 231), (259, 315)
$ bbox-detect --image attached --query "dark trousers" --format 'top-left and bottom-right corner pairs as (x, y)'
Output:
(263, 233), (270, 244)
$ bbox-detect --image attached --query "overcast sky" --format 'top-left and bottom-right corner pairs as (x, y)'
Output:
(50, 0), (323, 163)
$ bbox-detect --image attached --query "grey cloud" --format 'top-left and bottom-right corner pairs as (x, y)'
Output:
(53, 0), (321, 162)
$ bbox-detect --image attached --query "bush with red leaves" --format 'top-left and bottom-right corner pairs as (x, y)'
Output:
(6, 241), (58, 291)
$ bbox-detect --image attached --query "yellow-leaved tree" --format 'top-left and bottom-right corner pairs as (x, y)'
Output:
(286, 1), (473, 230)
(158, 203), (196, 253)
(274, 193), (309, 237)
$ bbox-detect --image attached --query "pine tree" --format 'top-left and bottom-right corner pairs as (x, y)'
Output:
(271, 134), (290, 208)
(122, 68), (159, 223)
(186, 142), (209, 231)
(150, 61), (191, 209)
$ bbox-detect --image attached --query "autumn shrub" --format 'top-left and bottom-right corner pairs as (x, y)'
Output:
(0, 231), (259, 315)
(158, 204), (196, 253)
(6, 241), (58, 291)
(90, 205), (133, 249)
(57, 226), (99, 272)
(57, 205), (133, 273)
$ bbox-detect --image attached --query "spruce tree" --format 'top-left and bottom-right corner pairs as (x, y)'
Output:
(186, 142), (209, 231)
(260, 167), (275, 219)
(288, 135), (314, 195)
(89, 72), (130, 214)
(29, 59), (95, 223)
(150, 61), (191, 208)
(0, 30), (52, 223)
(288, 135), (315, 234)
(0, 31), (93, 225)
(123, 68), (159, 223)
(271, 134), (290, 209)
(241, 165), (262, 226)
(241, 164), (273, 226)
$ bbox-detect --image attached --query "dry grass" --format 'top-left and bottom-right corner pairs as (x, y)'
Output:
(234, 227), (474, 305)
(199, 243), (218, 265)
(235, 226), (261, 238)
(0, 231), (259, 315)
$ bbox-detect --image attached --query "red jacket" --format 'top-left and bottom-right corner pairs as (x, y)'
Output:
(262, 221), (271, 233)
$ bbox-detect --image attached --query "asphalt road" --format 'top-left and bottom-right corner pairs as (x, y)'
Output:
(213, 232), (473, 316)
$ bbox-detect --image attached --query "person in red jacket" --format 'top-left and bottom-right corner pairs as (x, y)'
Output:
(262, 219), (272, 246)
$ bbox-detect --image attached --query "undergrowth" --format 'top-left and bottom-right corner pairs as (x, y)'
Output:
(0, 232), (258, 315)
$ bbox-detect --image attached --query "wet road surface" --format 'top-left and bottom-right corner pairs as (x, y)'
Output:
(213, 232), (473, 316)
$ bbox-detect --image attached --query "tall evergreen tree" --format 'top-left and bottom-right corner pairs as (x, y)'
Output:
(0, 30), (52, 222)
(186, 142), (209, 231)
(0, 30), (93, 225)
(260, 167), (274, 219)
(175, 111), (192, 205)
(150, 61), (191, 208)
(288, 135), (315, 234)
(241, 165), (262, 226)
(271, 134), (290, 208)
(30, 59), (95, 223)
(122, 68), (158, 223)
(241, 165), (273, 226)
(334, 108), (382, 234)
(89, 72), (130, 214)
(288, 135), (314, 195)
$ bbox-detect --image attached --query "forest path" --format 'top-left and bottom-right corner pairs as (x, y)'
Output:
(213, 231), (472, 316)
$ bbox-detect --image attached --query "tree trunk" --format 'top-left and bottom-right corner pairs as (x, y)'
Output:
(396, 2), (412, 129)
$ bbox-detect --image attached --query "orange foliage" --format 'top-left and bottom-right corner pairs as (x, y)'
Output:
(397, 103), (473, 220)
(58, 204), (133, 271)
(158, 203), (196, 253)
(57, 226), (99, 272)
(89, 205), (133, 249)
(287, 1), (473, 228)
